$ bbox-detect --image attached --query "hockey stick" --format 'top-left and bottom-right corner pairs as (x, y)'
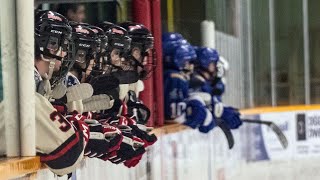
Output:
(216, 118), (234, 149)
(242, 119), (288, 149)
(189, 92), (235, 149)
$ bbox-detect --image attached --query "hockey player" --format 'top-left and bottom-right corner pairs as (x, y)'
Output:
(93, 22), (157, 168)
(34, 10), (89, 175)
(67, 22), (100, 85)
(211, 56), (228, 102)
(119, 22), (155, 124)
(190, 47), (220, 94)
(98, 22), (137, 100)
(190, 47), (242, 130)
(34, 10), (72, 94)
(119, 22), (154, 88)
(162, 37), (215, 132)
(34, 11), (122, 176)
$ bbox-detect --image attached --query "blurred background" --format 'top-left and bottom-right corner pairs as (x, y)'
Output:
(2, 0), (320, 108)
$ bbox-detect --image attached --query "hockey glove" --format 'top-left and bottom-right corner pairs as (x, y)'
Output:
(214, 103), (242, 129)
(176, 95), (207, 129)
(84, 119), (123, 158)
(107, 132), (145, 164)
(198, 108), (216, 133)
(129, 124), (157, 148)
(126, 91), (151, 125)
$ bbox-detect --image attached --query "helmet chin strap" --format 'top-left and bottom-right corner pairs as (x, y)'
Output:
(40, 54), (56, 80)
(47, 60), (56, 80)
(41, 47), (64, 80)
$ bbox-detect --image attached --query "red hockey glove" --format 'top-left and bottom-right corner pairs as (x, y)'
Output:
(84, 120), (123, 158)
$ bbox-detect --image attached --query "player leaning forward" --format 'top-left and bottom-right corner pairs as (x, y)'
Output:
(34, 10), (91, 176)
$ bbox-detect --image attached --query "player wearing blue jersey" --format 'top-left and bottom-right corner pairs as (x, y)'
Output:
(162, 35), (216, 132)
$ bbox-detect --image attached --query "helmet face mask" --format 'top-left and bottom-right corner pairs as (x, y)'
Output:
(98, 22), (133, 73)
(70, 24), (100, 69)
(119, 22), (156, 80)
(35, 11), (73, 61)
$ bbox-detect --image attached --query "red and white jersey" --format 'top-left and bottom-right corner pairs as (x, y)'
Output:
(36, 92), (88, 176)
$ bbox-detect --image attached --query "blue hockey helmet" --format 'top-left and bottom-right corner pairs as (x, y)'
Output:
(173, 44), (197, 70)
(196, 47), (219, 71)
(162, 32), (184, 43)
(162, 38), (188, 58)
(164, 44), (197, 70)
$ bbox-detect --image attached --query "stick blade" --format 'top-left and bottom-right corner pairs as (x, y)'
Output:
(269, 123), (288, 149)
(217, 119), (235, 149)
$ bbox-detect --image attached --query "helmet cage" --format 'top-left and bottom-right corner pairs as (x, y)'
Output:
(35, 21), (72, 60)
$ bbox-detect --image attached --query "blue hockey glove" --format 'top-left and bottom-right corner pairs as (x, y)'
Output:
(198, 108), (216, 133)
(214, 103), (242, 129)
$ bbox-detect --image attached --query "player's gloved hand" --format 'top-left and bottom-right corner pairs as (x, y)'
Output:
(123, 151), (144, 168)
(176, 95), (207, 129)
(129, 124), (157, 148)
(198, 108), (216, 133)
(84, 119), (123, 158)
(186, 92), (217, 133)
(107, 132), (145, 164)
(126, 91), (151, 125)
(214, 103), (242, 129)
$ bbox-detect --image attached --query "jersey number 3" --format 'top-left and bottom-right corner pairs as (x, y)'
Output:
(50, 111), (72, 132)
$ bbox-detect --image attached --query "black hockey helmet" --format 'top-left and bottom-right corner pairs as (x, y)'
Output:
(119, 22), (156, 79)
(84, 25), (109, 79)
(87, 25), (108, 54)
(70, 22), (100, 64)
(97, 22), (132, 72)
(119, 22), (154, 53)
(98, 22), (131, 54)
(35, 10), (72, 61)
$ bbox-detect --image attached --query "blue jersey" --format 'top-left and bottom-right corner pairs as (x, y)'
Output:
(64, 72), (80, 87)
(164, 70), (189, 119)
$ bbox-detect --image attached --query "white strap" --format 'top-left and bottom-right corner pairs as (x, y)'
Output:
(214, 102), (224, 118)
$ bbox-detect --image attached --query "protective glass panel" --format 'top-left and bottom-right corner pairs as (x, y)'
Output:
(274, 0), (304, 105)
(309, 0), (320, 104)
(251, 0), (272, 106)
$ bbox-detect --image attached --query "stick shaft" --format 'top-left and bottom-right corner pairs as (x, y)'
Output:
(242, 119), (272, 125)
